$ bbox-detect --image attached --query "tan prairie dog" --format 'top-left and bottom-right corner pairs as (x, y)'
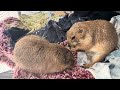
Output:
(13, 35), (74, 74)
(67, 20), (118, 68)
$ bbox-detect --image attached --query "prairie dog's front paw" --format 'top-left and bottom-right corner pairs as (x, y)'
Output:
(82, 63), (93, 68)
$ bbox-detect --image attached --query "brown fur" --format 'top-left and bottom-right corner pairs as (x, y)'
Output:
(13, 35), (74, 74)
(67, 20), (118, 68)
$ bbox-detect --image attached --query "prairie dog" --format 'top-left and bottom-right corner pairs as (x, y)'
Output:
(67, 20), (118, 68)
(13, 35), (74, 74)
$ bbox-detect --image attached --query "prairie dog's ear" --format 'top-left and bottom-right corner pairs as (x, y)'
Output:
(78, 29), (84, 33)
(78, 29), (87, 33)
(78, 29), (87, 36)
(77, 29), (87, 39)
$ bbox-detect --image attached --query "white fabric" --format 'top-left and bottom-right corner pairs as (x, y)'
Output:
(76, 50), (120, 79)
(0, 63), (11, 73)
(20, 11), (40, 15)
(0, 11), (20, 21)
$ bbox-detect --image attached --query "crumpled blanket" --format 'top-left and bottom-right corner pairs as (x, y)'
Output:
(110, 15), (120, 48)
(0, 17), (94, 79)
(76, 50), (120, 79)
(0, 17), (29, 69)
(87, 50), (120, 79)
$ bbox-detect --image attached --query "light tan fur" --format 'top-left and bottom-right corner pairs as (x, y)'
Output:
(67, 20), (118, 68)
(13, 35), (74, 74)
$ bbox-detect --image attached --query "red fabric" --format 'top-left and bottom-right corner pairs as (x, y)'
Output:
(13, 65), (94, 79)
(0, 19), (15, 68)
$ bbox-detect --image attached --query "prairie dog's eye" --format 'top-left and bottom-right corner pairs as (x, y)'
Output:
(71, 36), (75, 40)
(79, 29), (83, 33)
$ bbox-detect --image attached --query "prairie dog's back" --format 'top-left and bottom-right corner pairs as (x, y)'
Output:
(88, 20), (118, 43)
(71, 20), (117, 42)
(13, 35), (74, 74)
(13, 35), (50, 71)
(15, 35), (49, 48)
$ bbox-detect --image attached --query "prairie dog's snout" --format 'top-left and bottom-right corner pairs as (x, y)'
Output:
(67, 20), (118, 68)
(13, 35), (74, 74)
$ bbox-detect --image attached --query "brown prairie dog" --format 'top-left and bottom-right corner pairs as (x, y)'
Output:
(67, 20), (118, 68)
(13, 35), (74, 74)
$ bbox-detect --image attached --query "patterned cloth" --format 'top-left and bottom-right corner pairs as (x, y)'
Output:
(0, 20), (15, 68)
(0, 17), (29, 69)
(13, 65), (94, 79)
